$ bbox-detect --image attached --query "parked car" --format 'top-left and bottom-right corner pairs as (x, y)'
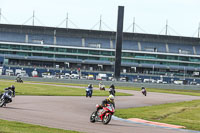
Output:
(88, 75), (94, 80)
(96, 73), (107, 81)
(162, 81), (167, 84)
(108, 76), (114, 81)
(65, 73), (70, 79)
(190, 81), (197, 85)
(144, 79), (155, 83)
(70, 74), (79, 79)
(174, 80), (187, 85)
(60, 75), (66, 79)
(81, 75), (88, 80)
(5, 69), (14, 76)
(120, 77), (126, 82)
(42, 72), (53, 78)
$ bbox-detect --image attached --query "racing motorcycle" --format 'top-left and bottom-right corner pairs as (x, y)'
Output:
(0, 89), (13, 107)
(99, 85), (105, 91)
(15, 78), (23, 83)
(90, 104), (115, 125)
(86, 88), (93, 98)
(109, 88), (115, 96)
(141, 89), (147, 96)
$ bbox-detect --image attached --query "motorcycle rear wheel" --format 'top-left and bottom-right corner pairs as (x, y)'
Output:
(90, 111), (96, 123)
(143, 91), (147, 96)
(102, 114), (112, 125)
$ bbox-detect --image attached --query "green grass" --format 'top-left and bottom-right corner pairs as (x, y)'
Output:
(115, 100), (200, 131)
(117, 86), (200, 96)
(27, 81), (87, 87)
(0, 80), (131, 96)
(0, 119), (79, 133)
(25, 81), (200, 96)
(2, 79), (200, 96)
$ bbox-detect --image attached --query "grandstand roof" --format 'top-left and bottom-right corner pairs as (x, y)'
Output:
(0, 24), (200, 45)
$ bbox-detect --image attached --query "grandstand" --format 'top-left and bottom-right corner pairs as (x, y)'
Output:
(0, 24), (200, 79)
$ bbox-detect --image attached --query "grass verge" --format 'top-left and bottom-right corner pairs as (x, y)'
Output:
(2, 79), (200, 96)
(0, 80), (131, 96)
(115, 100), (200, 131)
(117, 86), (200, 96)
(25, 81), (200, 96)
(0, 119), (79, 133)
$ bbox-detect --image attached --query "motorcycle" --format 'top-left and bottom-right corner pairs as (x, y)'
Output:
(99, 85), (105, 91)
(0, 90), (13, 107)
(109, 88), (115, 96)
(141, 89), (147, 96)
(15, 78), (23, 83)
(90, 104), (115, 125)
(86, 88), (93, 98)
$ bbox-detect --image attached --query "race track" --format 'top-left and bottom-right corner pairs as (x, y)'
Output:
(0, 86), (200, 133)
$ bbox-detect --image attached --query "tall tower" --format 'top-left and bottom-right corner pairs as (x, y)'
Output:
(114, 6), (124, 80)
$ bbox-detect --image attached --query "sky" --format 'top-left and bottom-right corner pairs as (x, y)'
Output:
(0, 0), (200, 37)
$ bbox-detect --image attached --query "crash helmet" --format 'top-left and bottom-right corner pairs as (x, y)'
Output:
(88, 84), (93, 88)
(11, 85), (15, 89)
(108, 95), (115, 103)
(141, 86), (145, 90)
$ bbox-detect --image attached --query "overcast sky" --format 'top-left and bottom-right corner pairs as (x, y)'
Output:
(0, 0), (200, 37)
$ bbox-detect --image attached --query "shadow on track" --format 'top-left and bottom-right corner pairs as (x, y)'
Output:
(92, 122), (138, 128)
(3, 107), (43, 112)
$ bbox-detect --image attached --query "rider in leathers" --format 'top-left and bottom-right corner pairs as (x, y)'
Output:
(109, 84), (116, 96)
(1, 85), (15, 104)
(96, 95), (115, 114)
(4, 85), (15, 97)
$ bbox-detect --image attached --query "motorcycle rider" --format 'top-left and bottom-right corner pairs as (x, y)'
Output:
(99, 82), (105, 90)
(96, 95), (115, 113)
(88, 84), (93, 90)
(110, 84), (115, 90)
(99, 82), (102, 88)
(109, 84), (116, 96)
(1, 85), (15, 104)
(16, 75), (22, 82)
(4, 85), (15, 97)
(10, 85), (15, 97)
(141, 86), (147, 96)
(86, 84), (93, 97)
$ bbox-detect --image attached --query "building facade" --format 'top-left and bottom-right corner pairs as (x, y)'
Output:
(0, 24), (200, 77)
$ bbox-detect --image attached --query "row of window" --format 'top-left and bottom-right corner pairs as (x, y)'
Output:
(0, 44), (200, 67)
(0, 50), (199, 67)
(121, 59), (199, 67)
(126, 53), (200, 62)
(1, 44), (200, 62)
(0, 44), (113, 56)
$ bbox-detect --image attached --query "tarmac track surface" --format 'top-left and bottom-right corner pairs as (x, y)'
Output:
(0, 84), (200, 133)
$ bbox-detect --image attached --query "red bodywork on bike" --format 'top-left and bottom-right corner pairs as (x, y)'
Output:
(90, 104), (115, 124)
(96, 104), (115, 120)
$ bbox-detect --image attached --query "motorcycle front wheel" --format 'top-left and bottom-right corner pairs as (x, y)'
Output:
(102, 113), (112, 125)
(0, 99), (5, 107)
(90, 111), (96, 123)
